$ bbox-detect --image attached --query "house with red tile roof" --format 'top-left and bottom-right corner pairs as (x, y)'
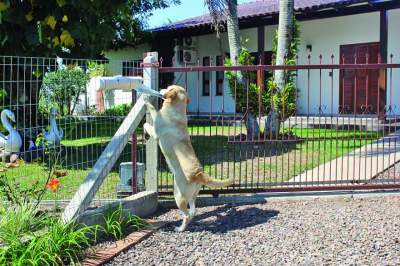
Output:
(105, 0), (400, 116)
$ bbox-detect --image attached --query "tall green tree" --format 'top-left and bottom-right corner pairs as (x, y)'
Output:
(0, 0), (179, 58)
(206, 0), (260, 140)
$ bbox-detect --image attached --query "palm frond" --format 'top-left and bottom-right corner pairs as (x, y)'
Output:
(204, 0), (227, 34)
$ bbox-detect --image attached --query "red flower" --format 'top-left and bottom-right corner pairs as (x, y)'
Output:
(46, 178), (60, 192)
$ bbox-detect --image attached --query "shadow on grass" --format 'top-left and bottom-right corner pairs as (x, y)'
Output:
(58, 119), (380, 170)
(190, 129), (382, 166)
(186, 135), (299, 165)
(34, 123), (378, 179)
(164, 204), (279, 234)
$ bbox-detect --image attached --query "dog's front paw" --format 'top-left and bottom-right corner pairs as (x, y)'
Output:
(142, 94), (152, 103)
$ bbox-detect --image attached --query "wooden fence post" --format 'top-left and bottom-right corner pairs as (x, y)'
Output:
(143, 52), (159, 192)
(61, 98), (146, 223)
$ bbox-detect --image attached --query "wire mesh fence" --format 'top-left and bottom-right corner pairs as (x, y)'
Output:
(0, 55), (144, 208)
(2, 51), (400, 209)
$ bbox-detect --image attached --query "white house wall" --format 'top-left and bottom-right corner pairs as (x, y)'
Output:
(104, 45), (150, 75)
(85, 44), (151, 111)
(297, 12), (380, 115)
(173, 11), (400, 115)
(173, 32), (239, 114)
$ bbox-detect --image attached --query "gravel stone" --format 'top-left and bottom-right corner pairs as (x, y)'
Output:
(105, 196), (400, 265)
(376, 162), (400, 180)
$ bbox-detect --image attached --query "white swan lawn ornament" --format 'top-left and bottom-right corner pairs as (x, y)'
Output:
(43, 107), (64, 144)
(0, 109), (23, 153)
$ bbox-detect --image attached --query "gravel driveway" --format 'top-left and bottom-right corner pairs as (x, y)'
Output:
(376, 161), (400, 180)
(106, 196), (400, 265)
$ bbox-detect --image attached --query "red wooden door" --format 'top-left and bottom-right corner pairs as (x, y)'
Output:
(340, 43), (385, 114)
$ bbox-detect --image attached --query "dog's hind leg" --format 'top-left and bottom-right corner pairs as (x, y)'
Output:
(188, 199), (196, 218)
(174, 197), (192, 232)
(188, 187), (200, 218)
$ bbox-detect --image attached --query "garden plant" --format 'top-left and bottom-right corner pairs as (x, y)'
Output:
(0, 147), (146, 265)
(225, 19), (300, 138)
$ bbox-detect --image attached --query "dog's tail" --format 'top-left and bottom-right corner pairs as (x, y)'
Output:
(192, 172), (234, 188)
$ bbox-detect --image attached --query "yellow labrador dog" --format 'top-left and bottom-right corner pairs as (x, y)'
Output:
(143, 85), (234, 232)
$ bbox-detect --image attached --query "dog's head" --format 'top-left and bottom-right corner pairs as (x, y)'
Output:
(160, 85), (190, 104)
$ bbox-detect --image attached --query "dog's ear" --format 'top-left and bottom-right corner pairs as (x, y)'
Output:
(164, 88), (179, 101)
(186, 96), (191, 104)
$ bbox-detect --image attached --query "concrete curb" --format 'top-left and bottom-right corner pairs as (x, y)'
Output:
(77, 191), (158, 227)
(159, 189), (400, 209)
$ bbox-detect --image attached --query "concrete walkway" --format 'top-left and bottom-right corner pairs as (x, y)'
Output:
(289, 130), (400, 183)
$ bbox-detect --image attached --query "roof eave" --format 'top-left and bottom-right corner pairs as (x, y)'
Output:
(151, 0), (399, 35)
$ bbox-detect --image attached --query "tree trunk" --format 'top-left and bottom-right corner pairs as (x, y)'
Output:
(225, 0), (241, 67)
(226, 0), (258, 139)
(266, 0), (294, 137)
(274, 0), (294, 89)
(245, 113), (260, 141)
(206, 0), (258, 140)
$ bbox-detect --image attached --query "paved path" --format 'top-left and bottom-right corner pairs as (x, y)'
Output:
(289, 130), (400, 183)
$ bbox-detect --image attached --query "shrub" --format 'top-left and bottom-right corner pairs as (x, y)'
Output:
(0, 182), (97, 265)
(39, 65), (89, 116)
(225, 49), (266, 116)
(0, 175), (146, 265)
(224, 18), (300, 120)
(264, 76), (297, 120)
(100, 104), (132, 117)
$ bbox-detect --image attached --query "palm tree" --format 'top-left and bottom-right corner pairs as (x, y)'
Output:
(265, 0), (294, 137)
(274, 0), (294, 89)
(205, 0), (260, 140)
(205, 0), (241, 66)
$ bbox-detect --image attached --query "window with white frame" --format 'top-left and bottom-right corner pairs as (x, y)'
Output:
(202, 56), (210, 96)
(122, 60), (142, 76)
(216, 55), (224, 96)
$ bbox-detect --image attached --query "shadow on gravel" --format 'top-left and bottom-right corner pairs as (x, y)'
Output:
(165, 204), (279, 234)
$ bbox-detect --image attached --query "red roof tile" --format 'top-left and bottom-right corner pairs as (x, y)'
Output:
(152, 0), (369, 32)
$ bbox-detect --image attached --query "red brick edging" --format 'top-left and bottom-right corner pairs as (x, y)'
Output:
(82, 220), (165, 266)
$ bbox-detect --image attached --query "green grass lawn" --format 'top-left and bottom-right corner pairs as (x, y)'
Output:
(1, 119), (383, 199)
(1, 118), (129, 200)
(157, 127), (383, 189)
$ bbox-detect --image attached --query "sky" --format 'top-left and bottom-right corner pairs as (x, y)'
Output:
(147, 0), (255, 29)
